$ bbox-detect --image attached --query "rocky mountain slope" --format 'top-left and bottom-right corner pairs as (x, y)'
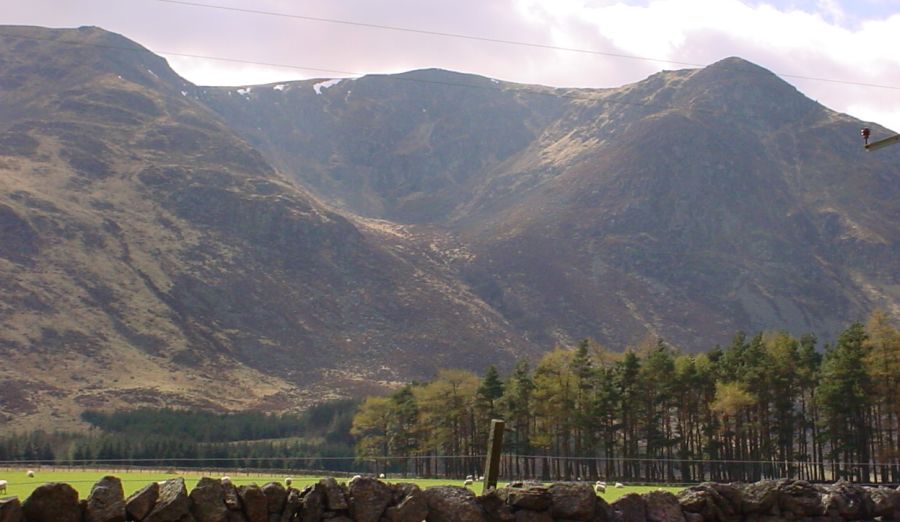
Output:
(1, 26), (898, 428)
(459, 58), (900, 348)
(204, 58), (900, 349)
(0, 26), (537, 430)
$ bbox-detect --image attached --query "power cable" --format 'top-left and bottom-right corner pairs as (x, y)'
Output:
(150, 0), (703, 67)
(0, 30), (358, 78)
(0, 30), (700, 115)
(147, 0), (900, 92)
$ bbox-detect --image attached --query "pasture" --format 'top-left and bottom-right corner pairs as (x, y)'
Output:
(0, 468), (682, 502)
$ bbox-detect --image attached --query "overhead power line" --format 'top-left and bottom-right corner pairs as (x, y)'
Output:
(0, 31), (703, 115)
(147, 0), (900, 92)
(0, 31), (358, 77)
(0, 29), (894, 124)
(150, 0), (703, 68)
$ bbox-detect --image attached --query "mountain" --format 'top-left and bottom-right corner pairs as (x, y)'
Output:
(0, 26), (537, 430)
(1, 26), (898, 429)
(197, 69), (568, 224)
(459, 58), (900, 348)
(203, 58), (900, 349)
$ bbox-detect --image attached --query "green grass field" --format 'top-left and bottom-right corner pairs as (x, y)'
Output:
(0, 468), (682, 503)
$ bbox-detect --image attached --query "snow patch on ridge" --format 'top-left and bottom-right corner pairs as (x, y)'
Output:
(313, 79), (342, 95)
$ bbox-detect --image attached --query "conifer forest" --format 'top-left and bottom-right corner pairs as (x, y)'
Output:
(351, 313), (900, 484)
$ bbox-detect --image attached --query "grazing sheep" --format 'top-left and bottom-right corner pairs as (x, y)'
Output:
(26, 470), (34, 478)
(465, 475), (473, 481)
(478, 475), (484, 481)
(614, 482), (624, 489)
(378, 473), (385, 479)
(463, 479), (473, 487)
(350, 475), (362, 483)
(594, 484), (605, 494)
(0, 480), (7, 494)
(596, 481), (607, 488)
(220, 476), (232, 485)
(284, 478), (293, 487)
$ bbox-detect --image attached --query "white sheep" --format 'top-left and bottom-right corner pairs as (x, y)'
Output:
(26, 470), (34, 478)
(378, 473), (385, 479)
(478, 475), (484, 481)
(463, 478), (473, 487)
(284, 477), (293, 487)
(596, 481), (607, 488)
(614, 482), (624, 489)
(0, 480), (7, 494)
(220, 476), (232, 485)
(594, 484), (606, 494)
(465, 474), (473, 481)
(350, 475), (362, 483)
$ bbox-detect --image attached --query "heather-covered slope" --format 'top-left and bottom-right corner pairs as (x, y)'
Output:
(0, 26), (536, 429)
(2, 26), (898, 429)
(198, 69), (568, 223)
(461, 58), (900, 347)
(206, 57), (900, 349)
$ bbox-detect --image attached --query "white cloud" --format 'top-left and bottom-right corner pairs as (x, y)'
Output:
(164, 56), (308, 87)
(509, 0), (900, 129)
(4, 0), (900, 129)
(815, 0), (846, 24)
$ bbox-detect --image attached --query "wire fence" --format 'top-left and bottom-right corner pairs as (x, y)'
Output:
(494, 454), (900, 485)
(1, 454), (898, 485)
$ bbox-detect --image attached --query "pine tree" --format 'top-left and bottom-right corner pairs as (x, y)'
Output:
(818, 322), (872, 481)
(476, 365), (505, 418)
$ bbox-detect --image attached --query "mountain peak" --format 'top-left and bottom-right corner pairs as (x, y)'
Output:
(677, 55), (817, 126)
(693, 56), (788, 87)
(705, 56), (771, 72)
(0, 25), (190, 94)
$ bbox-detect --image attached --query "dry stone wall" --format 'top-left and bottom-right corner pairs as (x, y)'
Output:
(0, 476), (898, 522)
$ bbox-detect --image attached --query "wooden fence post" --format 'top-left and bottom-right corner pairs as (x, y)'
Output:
(483, 419), (505, 491)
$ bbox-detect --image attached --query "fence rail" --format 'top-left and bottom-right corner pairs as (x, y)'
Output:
(1, 454), (898, 484)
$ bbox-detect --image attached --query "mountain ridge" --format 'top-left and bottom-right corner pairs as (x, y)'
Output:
(0, 26), (539, 430)
(1, 26), (898, 429)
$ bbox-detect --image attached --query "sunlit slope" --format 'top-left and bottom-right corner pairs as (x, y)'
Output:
(0, 26), (537, 430)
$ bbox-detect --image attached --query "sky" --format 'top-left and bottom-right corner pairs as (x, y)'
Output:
(4, 0), (900, 132)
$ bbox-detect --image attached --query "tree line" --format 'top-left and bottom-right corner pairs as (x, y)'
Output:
(0, 400), (358, 470)
(351, 312), (900, 484)
(82, 408), (313, 443)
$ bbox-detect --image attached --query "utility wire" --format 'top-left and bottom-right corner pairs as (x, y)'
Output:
(0, 31), (700, 115)
(0, 30), (358, 78)
(148, 0), (900, 92)
(150, 0), (703, 68)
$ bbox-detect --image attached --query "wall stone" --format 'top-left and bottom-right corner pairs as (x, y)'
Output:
(21, 482), (81, 522)
(126, 482), (159, 522)
(84, 476), (126, 522)
(237, 485), (267, 522)
(0, 497), (24, 522)
(9, 476), (900, 522)
(143, 477), (190, 522)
